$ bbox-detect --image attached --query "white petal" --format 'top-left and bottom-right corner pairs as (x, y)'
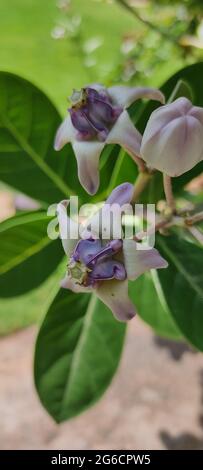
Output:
(86, 83), (107, 93)
(54, 116), (76, 151)
(57, 200), (78, 256)
(96, 279), (136, 321)
(189, 105), (203, 126)
(108, 86), (165, 108)
(106, 110), (142, 159)
(61, 275), (92, 293)
(73, 141), (104, 194)
(141, 97), (192, 148)
(141, 97), (203, 176)
(123, 240), (168, 280)
(141, 115), (203, 176)
(85, 183), (134, 239)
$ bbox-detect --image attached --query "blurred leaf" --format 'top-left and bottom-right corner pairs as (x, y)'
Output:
(0, 72), (79, 203)
(107, 148), (139, 193)
(34, 288), (126, 422)
(167, 79), (194, 103)
(129, 271), (182, 340)
(0, 211), (63, 297)
(0, 261), (64, 336)
(156, 233), (203, 351)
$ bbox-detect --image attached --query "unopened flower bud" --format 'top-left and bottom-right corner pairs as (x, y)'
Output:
(140, 97), (203, 177)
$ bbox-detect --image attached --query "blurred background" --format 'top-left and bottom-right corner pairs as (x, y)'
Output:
(0, 0), (203, 450)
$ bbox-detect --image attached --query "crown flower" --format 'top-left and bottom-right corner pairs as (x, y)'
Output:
(56, 183), (168, 321)
(54, 84), (165, 194)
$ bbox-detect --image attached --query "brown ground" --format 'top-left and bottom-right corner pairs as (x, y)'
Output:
(0, 318), (203, 450)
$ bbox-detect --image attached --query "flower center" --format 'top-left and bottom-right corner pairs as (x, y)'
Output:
(69, 88), (88, 110)
(67, 259), (91, 286)
(68, 87), (122, 142)
(68, 239), (126, 287)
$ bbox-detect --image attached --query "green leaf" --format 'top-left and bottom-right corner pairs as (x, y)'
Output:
(0, 72), (78, 203)
(156, 234), (203, 351)
(0, 262), (64, 336)
(34, 289), (126, 422)
(167, 79), (194, 104)
(129, 272), (182, 340)
(0, 211), (63, 297)
(107, 148), (139, 194)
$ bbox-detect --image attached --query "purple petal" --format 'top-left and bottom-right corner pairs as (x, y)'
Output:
(108, 86), (165, 109)
(72, 239), (102, 264)
(72, 141), (104, 194)
(69, 86), (119, 141)
(96, 279), (136, 321)
(106, 182), (134, 206)
(106, 110), (142, 159)
(86, 87), (111, 104)
(88, 97), (121, 124)
(86, 240), (122, 265)
(123, 240), (168, 280)
(91, 260), (126, 281)
(70, 108), (96, 137)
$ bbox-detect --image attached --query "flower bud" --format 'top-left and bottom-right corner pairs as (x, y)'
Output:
(140, 97), (203, 177)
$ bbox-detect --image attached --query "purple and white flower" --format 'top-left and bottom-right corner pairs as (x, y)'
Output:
(54, 84), (165, 194)
(140, 97), (203, 177)
(57, 183), (168, 321)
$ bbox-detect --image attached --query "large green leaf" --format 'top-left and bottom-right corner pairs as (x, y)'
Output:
(34, 288), (126, 422)
(129, 272), (182, 340)
(156, 234), (203, 351)
(0, 211), (63, 297)
(0, 72), (79, 203)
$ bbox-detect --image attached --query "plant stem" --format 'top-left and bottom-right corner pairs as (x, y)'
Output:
(131, 171), (152, 203)
(133, 155), (147, 173)
(116, 0), (178, 45)
(185, 211), (203, 226)
(163, 174), (176, 213)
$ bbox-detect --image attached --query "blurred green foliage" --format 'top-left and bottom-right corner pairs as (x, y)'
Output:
(0, 0), (202, 115)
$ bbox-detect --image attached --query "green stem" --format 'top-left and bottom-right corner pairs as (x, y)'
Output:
(116, 0), (178, 45)
(1, 114), (74, 197)
(185, 211), (203, 226)
(131, 171), (152, 203)
(163, 174), (176, 213)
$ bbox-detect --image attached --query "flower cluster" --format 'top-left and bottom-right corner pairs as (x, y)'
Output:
(54, 83), (203, 321)
(57, 183), (167, 321)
